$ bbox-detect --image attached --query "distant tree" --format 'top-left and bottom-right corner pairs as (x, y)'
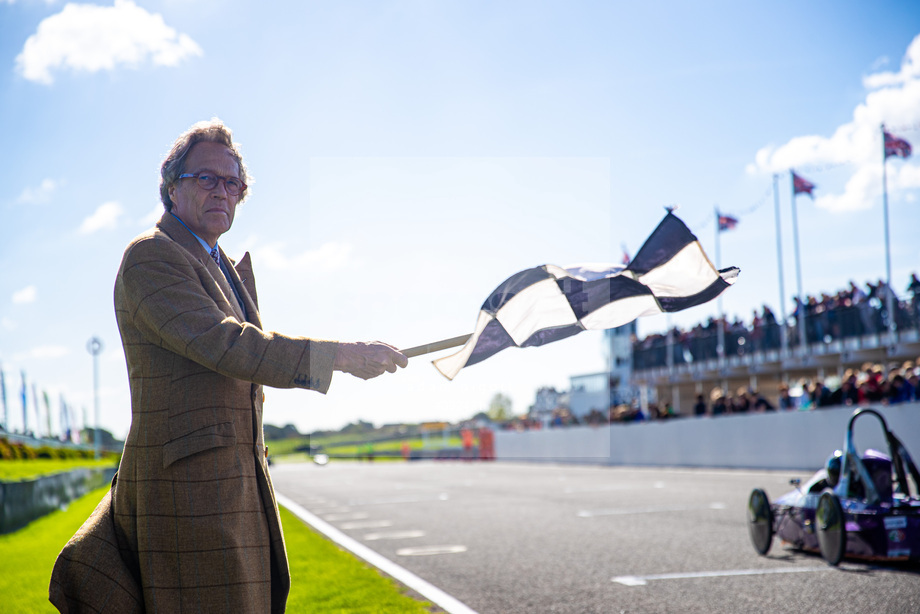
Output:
(80, 427), (123, 450)
(263, 423), (303, 440)
(341, 420), (374, 434)
(487, 393), (513, 422)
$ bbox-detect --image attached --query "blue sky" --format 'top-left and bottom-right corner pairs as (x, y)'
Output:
(1, 0), (919, 438)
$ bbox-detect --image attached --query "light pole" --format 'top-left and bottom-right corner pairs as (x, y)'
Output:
(87, 337), (103, 459)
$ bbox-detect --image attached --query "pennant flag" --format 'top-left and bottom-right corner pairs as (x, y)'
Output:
(43, 389), (52, 438)
(20, 371), (28, 434)
(621, 243), (631, 266)
(32, 383), (42, 438)
(792, 171), (815, 198)
(432, 213), (739, 380)
(884, 130), (912, 159)
(60, 395), (70, 442)
(0, 365), (7, 431)
(718, 214), (738, 232)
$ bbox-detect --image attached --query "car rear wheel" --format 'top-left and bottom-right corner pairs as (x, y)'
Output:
(816, 490), (846, 565)
(747, 488), (773, 555)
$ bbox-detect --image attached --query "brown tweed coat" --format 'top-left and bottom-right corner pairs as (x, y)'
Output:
(50, 212), (337, 613)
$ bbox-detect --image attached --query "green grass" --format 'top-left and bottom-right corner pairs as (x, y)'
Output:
(267, 432), (379, 456)
(281, 506), (434, 613)
(0, 485), (109, 613)
(269, 435), (467, 460)
(0, 487), (435, 613)
(0, 458), (117, 482)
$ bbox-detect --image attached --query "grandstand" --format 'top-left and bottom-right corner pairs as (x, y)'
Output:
(629, 275), (920, 414)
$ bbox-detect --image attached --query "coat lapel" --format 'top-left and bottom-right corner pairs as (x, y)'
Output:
(224, 249), (261, 327)
(157, 212), (247, 322)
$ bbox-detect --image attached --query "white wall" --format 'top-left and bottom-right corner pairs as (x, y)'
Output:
(494, 403), (920, 470)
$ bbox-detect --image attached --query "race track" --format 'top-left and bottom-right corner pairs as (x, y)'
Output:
(271, 461), (919, 614)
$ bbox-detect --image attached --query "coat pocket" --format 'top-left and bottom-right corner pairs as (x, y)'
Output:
(162, 421), (237, 468)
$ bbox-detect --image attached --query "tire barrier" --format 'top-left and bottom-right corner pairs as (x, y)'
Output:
(0, 466), (116, 534)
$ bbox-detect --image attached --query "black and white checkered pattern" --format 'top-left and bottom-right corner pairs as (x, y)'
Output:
(433, 213), (739, 379)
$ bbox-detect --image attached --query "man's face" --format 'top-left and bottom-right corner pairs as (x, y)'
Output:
(167, 141), (241, 247)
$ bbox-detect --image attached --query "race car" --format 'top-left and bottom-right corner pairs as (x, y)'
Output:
(747, 407), (920, 565)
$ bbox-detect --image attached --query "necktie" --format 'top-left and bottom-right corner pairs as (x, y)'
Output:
(211, 247), (247, 319)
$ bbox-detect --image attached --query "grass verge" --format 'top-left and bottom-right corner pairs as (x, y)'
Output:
(0, 485), (109, 613)
(0, 458), (118, 482)
(0, 487), (435, 613)
(281, 506), (436, 613)
(268, 434), (466, 458)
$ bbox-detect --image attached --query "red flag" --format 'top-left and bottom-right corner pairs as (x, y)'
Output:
(884, 131), (912, 159)
(792, 171), (815, 198)
(621, 244), (630, 266)
(718, 214), (738, 232)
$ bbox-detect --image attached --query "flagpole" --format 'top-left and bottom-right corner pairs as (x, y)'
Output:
(715, 206), (725, 368)
(881, 123), (896, 344)
(400, 334), (472, 358)
(772, 174), (788, 356)
(88, 337), (103, 458)
(790, 171), (807, 353)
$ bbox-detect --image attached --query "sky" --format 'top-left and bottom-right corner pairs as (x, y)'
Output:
(1, 0), (919, 439)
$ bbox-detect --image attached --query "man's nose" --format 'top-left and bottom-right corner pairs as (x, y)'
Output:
(211, 178), (229, 197)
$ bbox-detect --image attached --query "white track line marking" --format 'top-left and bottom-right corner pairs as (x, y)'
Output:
(339, 519), (393, 529)
(311, 507), (349, 514)
(579, 502), (726, 517)
(613, 566), (832, 586)
(278, 493), (479, 614)
(323, 512), (369, 521)
(364, 530), (426, 541)
(397, 545), (468, 557)
(564, 481), (667, 494)
(348, 493), (450, 506)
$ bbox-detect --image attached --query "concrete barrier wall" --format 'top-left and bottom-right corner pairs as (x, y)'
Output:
(495, 403), (920, 471)
(0, 466), (116, 534)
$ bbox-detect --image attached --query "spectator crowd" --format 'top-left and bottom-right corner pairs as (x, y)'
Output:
(633, 273), (920, 369)
(514, 359), (919, 430)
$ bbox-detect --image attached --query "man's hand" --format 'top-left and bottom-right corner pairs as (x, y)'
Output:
(333, 341), (409, 380)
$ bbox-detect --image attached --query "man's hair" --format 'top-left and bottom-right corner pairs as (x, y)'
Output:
(159, 118), (251, 211)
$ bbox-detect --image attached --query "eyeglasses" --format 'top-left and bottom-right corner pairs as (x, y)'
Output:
(178, 172), (247, 196)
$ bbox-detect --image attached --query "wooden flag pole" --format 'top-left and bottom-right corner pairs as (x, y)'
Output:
(400, 334), (471, 358)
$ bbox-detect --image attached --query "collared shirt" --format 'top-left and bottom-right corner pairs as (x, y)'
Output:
(169, 212), (246, 318)
(170, 212), (220, 265)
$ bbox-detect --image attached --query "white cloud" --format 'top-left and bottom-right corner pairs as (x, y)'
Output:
(749, 33), (920, 212)
(869, 55), (890, 72)
(12, 285), (37, 304)
(17, 178), (57, 204)
(79, 201), (123, 234)
(30, 345), (70, 359)
(251, 241), (353, 273)
(15, 0), (203, 85)
(863, 36), (920, 88)
(0, 317), (14, 331)
(140, 203), (164, 226)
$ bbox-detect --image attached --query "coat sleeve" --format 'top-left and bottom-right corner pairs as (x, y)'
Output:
(115, 234), (336, 392)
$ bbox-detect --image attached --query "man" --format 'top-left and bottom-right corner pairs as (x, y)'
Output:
(50, 120), (407, 613)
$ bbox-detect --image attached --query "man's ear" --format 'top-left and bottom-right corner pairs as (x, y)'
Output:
(167, 184), (178, 207)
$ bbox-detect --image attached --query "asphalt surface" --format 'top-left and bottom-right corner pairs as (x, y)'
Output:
(271, 461), (920, 614)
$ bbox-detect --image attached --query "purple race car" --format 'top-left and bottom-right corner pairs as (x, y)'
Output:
(747, 408), (920, 565)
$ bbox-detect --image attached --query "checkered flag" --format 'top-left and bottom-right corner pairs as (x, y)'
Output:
(428, 213), (739, 379)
